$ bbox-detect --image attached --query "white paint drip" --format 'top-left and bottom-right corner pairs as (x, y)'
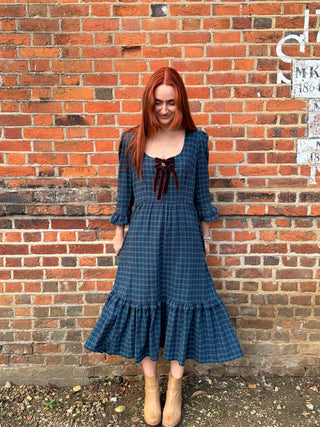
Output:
(276, 34), (305, 65)
(304, 8), (310, 44)
(161, 5), (168, 16)
(310, 165), (320, 184)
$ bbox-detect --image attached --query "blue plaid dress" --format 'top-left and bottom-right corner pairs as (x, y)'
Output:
(85, 129), (243, 365)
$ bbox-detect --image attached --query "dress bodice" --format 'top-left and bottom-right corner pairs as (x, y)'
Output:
(110, 129), (219, 225)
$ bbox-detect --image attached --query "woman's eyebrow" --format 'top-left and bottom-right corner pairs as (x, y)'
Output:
(155, 98), (175, 102)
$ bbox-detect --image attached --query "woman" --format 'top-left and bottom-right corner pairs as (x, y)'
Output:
(85, 67), (243, 427)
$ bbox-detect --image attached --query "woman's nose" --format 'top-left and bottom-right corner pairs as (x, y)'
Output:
(161, 104), (168, 113)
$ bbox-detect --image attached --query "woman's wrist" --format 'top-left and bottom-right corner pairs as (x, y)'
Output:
(115, 225), (125, 237)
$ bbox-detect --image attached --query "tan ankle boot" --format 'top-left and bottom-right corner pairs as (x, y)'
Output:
(162, 373), (183, 427)
(144, 373), (161, 427)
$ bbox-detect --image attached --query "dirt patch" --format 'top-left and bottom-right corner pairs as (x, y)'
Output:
(0, 374), (319, 426)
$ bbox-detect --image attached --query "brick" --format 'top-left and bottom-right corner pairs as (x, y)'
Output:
(277, 269), (313, 280)
(279, 231), (317, 242)
(207, 45), (246, 58)
(68, 244), (103, 254)
(150, 4), (168, 18)
(213, 5), (240, 16)
(171, 32), (210, 45)
(247, 153), (265, 163)
(239, 166), (277, 176)
(276, 16), (306, 29)
(244, 3), (282, 15)
(239, 192), (276, 203)
(91, 4), (111, 17)
(236, 268), (272, 279)
(240, 319), (274, 329)
(300, 282), (317, 292)
(300, 192), (320, 203)
(204, 18), (230, 30)
(205, 101), (242, 113)
(244, 31), (283, 44)
(0, 219), (13, 229)
(143, 46), (181, 59)
(142, 18), (179, 31)
(232, 17), (252, 30)
(259, 230), (277, 242)
(235, 87), (273, 98)
(0, 244), (28, 255)
(181, 18), (201, 31)
(115, 33), (147, 46)
(52, 219), (86, 229)
(170, 4), (211, 17)
(266, 100), (307, 112)
(211, 60), (232, 72)
(234, 59), (255, 71)
(208, 73), (246, 86)
(211, 153), (244, 164)
(290, 296), (312, 306)
(250, 244), (287, 254)
(215, 32), (241, 44)
(254, 18), (272, 29)
(34, 344), (61, 353)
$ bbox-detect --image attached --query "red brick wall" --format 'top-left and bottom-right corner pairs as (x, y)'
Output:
(1, 1), (320, 385)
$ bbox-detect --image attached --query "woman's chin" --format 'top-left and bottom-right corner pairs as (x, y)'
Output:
(158, 119), (173, 129)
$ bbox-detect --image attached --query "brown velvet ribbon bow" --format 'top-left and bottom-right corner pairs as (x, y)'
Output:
(153, 157), (179, 200)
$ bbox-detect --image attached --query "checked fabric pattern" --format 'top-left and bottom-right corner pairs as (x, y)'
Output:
(84, 129), (243, 365)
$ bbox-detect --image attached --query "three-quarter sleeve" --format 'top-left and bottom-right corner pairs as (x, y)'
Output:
(194, 132), (219, 222)
(110, 133), (134, 226)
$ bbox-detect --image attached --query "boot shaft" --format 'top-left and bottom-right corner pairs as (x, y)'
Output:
(144, 374), (161, 427)
(162, 373), (183, 427)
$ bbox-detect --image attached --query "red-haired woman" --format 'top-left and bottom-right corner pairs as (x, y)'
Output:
(85, 67), (243, 427)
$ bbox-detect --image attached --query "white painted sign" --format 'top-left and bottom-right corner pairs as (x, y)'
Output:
(308, 99), (320, 137)
(297, 138), (320, 184)
(276, 9), (320, 185)
(297, 138), (320, 163)
(292, 59), (320, 98)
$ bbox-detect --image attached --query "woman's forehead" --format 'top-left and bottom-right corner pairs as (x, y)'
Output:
(154, 84), (175, 100)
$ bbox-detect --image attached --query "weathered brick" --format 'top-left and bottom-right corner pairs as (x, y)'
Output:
(150, 4), (168, 18)
(254, 18), (272, 29)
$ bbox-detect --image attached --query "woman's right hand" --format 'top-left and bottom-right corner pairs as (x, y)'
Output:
(112, 234), (124, 255)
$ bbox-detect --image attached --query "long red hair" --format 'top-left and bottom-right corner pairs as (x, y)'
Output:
(125, 67), (197, 178)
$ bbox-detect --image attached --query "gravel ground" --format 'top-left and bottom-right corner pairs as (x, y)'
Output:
(0, 374), (320, 426)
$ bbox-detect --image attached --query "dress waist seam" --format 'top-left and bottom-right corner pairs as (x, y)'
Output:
(134, 198), (193, 208)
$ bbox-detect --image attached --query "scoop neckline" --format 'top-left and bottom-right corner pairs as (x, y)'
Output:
(144, 130), (188, 160)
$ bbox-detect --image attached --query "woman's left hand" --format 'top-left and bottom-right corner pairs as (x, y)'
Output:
(204, 241), (210, 256)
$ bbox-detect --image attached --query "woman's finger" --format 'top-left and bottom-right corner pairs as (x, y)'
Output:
(205, 242), (210, 256)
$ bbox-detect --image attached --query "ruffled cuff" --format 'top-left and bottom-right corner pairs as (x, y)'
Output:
(197, 204), (219, 222)
(110, 210), (132, 226)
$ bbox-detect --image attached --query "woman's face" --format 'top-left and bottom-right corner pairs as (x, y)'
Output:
(154, 84), (176, 129)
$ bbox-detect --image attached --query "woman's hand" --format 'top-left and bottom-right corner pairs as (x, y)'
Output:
(200, 221), (211, 256)
(113, 225), (125, 255)
(204, 241), (210, 256)
(112, 235), (124, 255)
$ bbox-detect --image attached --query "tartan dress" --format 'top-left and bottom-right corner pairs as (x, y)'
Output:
(84, 129), (243, 365)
